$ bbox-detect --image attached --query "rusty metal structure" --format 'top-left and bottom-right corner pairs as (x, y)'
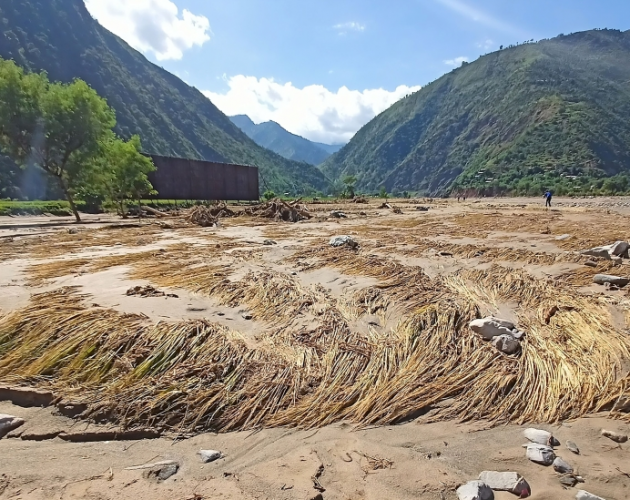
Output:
(147, 155), (259, 200)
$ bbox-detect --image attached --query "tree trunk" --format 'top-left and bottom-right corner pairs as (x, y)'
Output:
(61, 181), (81, 222)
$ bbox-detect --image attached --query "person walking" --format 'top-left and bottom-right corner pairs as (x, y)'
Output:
(544, 190), (553, 207)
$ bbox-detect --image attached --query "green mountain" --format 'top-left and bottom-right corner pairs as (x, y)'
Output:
(230, 115), (343, 166)
(0, 0), (330, 196)
(321, 29), (630, 196)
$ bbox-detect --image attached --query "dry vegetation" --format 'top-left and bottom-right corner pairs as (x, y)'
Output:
(1, 198), (630, 435)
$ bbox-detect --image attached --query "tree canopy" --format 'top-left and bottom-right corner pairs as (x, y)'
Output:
(0, 58), (155, 221)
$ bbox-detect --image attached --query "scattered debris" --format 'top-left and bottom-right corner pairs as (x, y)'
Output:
(566, 441), (580, 455)
(244, 199), (311, 222)
(311, 464), (325, 492)
(478, 471), (530, 497)
(263, 239), (278, 246)
(524, 429), (559, 447)
(593, 275), (630, 288)
(416, 206), (430, 211)
(553, 457), (574, 474)
(456, 480), (494, 500)
(126, 285), (178, 298)
(125, 460), (179, 471)
(186, 206), (219, 227)
(330, 210), (348, 219)
(198, 450), (222, 463)
(361, 453), (394, 472)
(351, 197), (368, 204)
(329, 235), (359, 249)
(0, 414), (25, 438)
(576, 491), (606, 500)
(601, 429), (628, 443)
(526, 444), (556, 466)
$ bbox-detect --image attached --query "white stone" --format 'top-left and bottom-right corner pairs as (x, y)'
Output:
(524, 428), (556, 446)
(329, 236), (359, 249)
(576, 491), (606, 500)
(601, 429), (628, 443)
(456, 480), (494, 500)
(198, 450), (222, 463)
(553, 456), (573, 474)
(478, 471), (530, 496)
(566, 440), (580, 454)
(0, 414), (25, 437)
(469, 318), (516, 340)
(593, 275), (630, 287)
(491, 334), (521, 355)
(526, 444), (556, 465)
(556, 234), (571, 241)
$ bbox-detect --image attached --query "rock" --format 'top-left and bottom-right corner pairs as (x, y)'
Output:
(560, 475), (578, 487)
(566, 440), (580, 454)
(0, 414), (25, 438)
(524, 428), (559, 446)
(491, 334), (521, 355)
(478, 471), (530, 496)
(526, 444), (556, 465)
(242, 313), (253, 320)
(601, 429), (628, 443)
(456, 480), (494, 500)
(576, 491), (606, 500)
(556, 234), (572, 241)
(140, 462), (180, 481)
(469, 317), (517, 340)
(511, 329), (526, 340)
(263, 239), (277, 246)
(438, 251), (453, 257)
(584, 260), (598, 268)
(68, 228), (78, 234)
(553, 457), (574, 474)
(198, 450), (222, 463)
(581, 246), (613, 260)
(609, 241), (629, 257)
(593, 274), (630, 287)
(329, 236), (359, 249)
(416, 206), (430, 212)
(329, 210), (347, 219)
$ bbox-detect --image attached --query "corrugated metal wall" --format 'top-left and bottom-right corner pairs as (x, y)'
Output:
(147, 155), (260, 200)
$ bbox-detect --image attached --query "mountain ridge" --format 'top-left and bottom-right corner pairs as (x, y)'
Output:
(0, 0), (330, 195)
(230, 115), (343, 166)
(321, 28), (630, 196)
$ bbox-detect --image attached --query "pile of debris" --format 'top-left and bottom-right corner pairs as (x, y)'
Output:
(126, 285), (179, 298)
(378, 202), (402, 214)
(186, 206), (219, 227)
(351, 197), (369, 204)
(244, 199), (312, 222)
(581, 241), (630, 290)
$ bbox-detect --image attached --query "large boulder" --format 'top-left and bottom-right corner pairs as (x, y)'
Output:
(581, 246), (613, 260)
(525, 444), (556, 465)
(456, 480), (494, 500)
(478, 471), (530, 496)
(0, 414), (25, 438)
(593, 275), (630, 287)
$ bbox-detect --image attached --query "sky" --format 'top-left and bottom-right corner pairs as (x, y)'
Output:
(84, 0), (629, 145)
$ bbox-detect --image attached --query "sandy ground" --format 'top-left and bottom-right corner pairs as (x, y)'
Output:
(1, 197), (630, 499)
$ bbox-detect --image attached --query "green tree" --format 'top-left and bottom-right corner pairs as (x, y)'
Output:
(342, 175), (357, 198)
(263, 189), (276, 201)
(93, 135), (156, 217)
(0, 60), (117, 221)
(379, 186), (388, 199)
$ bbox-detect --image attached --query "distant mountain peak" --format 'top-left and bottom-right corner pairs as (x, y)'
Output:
(230, 115), (344, 165)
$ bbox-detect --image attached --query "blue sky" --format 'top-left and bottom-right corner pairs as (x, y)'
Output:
(85, 0), (629, 144)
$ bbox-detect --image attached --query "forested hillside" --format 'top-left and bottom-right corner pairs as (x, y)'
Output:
(321, 29), (630, 196)
(0, 0), (329, 197)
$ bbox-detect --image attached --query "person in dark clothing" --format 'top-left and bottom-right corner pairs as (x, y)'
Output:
(544, 190), (553, 207)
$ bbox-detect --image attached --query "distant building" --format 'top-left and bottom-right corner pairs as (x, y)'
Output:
(147, 155), (259, 201)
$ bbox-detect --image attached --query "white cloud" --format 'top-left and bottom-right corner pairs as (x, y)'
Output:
(444, 56), (469, 67)
(203, 76), (421, 144)
(84, 0), (211, 61)
(477, 39), (494, 51)
(333, 22), (366, 35)
(435, 0), (530, 38)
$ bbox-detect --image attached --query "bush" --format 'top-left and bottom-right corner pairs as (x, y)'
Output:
(263, 190), (276, 201)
